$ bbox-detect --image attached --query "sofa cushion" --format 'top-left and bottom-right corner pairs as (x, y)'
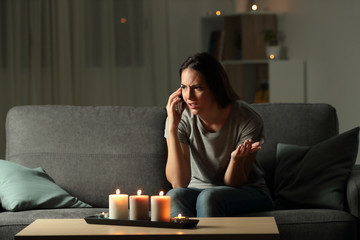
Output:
(5, 106), (171, 207)
(274, 127), (359, 210)
(0, 160), (91, 211)
(252, 103), (339, 196)
(242, 209), (358, 240)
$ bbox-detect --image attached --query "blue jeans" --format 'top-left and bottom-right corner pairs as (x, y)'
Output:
(166, 186), (273, 217)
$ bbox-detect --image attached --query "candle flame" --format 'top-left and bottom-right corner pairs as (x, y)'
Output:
(116, 189), (120, 194)
(178, 213), (182, 218)
(137, 189), (142, 196)
(159, 191), (164, 196)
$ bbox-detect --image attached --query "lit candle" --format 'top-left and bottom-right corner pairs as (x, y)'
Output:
(95, 212), (109, 219)
(109, 189), (128, 219)
(171, 213), (189, 223)
(151, 191), (171, 222)
(129, 189), (149, 220)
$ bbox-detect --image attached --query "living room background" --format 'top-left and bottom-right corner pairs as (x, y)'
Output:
(0, 0), (359, 163)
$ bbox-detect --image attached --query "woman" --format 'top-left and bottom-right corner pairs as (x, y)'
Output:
(164, 52), (273, 217)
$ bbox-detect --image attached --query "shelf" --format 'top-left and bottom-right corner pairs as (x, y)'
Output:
(222, 60), (268, 65)
(201, 10), (304, 104)
(201, 12), (291, 104)
(202, 12), (285, 20)
(221, 59), (289, 65)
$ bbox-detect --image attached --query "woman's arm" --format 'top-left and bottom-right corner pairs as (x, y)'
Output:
(165, 139), (191, 188)
(165, 88), (191, 188)
(224, 139), (261, 187)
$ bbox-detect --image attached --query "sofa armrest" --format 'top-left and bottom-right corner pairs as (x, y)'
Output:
(347, 165), (360, 218)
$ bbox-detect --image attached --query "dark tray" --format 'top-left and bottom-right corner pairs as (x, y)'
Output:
(84, 216), (199, 229)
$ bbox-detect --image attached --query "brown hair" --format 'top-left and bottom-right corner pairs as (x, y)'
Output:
(179, 52), (239, 108)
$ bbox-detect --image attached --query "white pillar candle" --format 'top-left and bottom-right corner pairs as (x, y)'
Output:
(109, 189), (128, 219)
(129, 189), (149, 220)
(151, 191), (171, 222)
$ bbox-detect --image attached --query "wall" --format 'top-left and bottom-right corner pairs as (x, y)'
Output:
(277, 0), (360, 162)
(234, 0), (360, 163)
(165, 0), (234, 91)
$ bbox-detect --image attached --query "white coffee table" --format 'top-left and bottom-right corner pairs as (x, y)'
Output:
(15, 217), (279, 240)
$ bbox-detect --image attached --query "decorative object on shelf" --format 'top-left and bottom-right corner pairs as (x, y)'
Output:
(247, 0), (262, 12)
(263, 30), (281, 60)
(206, 10), (223, 16)
(255, 79), (269, 103)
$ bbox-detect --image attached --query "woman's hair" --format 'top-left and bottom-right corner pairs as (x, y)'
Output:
(179, 52), (239, 108)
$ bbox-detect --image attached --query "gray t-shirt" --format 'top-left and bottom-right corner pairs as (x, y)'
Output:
(164, 100), (270, 197)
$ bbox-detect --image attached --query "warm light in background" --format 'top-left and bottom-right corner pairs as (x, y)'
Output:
(251, 4), (258, 11)
(216, 10), (221, 16)
(269, 54), (275, 60)
(120, 18), (127, 24)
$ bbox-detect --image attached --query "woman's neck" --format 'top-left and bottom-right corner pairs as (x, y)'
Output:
(198, 104), (232, 132)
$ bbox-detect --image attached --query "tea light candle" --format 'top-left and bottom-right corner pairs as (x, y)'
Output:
(151, 191), (171, 222)
(95, 212), (109, 219)
(129, 189), (149, 220)
(171, 213), (188, 223)
(109, 189), (128, 219)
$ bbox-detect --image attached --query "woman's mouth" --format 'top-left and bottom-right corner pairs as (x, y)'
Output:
(188, 103), (199, 109)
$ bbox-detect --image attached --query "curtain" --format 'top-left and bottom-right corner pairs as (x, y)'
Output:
(0, 0), (170, 159)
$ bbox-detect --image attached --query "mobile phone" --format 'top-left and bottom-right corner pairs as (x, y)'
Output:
(174, 94), (184, 114)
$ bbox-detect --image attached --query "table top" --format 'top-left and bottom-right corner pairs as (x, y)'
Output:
(15, 217), (279, 240)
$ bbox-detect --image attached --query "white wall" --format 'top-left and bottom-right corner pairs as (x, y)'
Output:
(277, 0), (360, 162)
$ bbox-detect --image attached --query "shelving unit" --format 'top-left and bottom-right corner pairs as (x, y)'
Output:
(202, 12), (304, 103)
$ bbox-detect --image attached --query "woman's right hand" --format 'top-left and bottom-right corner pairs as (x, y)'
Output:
(166, 88), (184, 130)
(165, 88), (191, 188)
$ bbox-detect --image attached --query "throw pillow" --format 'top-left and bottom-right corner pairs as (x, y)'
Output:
(274, 127), (359, 210)
(0, 160), (91, 211)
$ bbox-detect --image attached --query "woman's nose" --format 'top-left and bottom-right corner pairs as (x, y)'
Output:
(184, 88), (194, 100)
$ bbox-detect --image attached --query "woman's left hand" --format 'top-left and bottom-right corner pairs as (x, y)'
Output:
(230, 139), (261, 162)
(224, 139), (262, 187)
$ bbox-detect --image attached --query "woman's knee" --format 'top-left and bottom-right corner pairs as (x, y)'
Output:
(197, 188), (221, 205)
(166, 188), (200, 217)
(166, 188), (189, 198)
(166, 188), (201, 202)
(196, 188), (224, 217)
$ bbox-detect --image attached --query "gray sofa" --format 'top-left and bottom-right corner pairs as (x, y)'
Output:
(0, 103), (359, 240)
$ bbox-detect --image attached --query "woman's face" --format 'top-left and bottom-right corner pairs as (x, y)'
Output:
(180, 68), (217, 116)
